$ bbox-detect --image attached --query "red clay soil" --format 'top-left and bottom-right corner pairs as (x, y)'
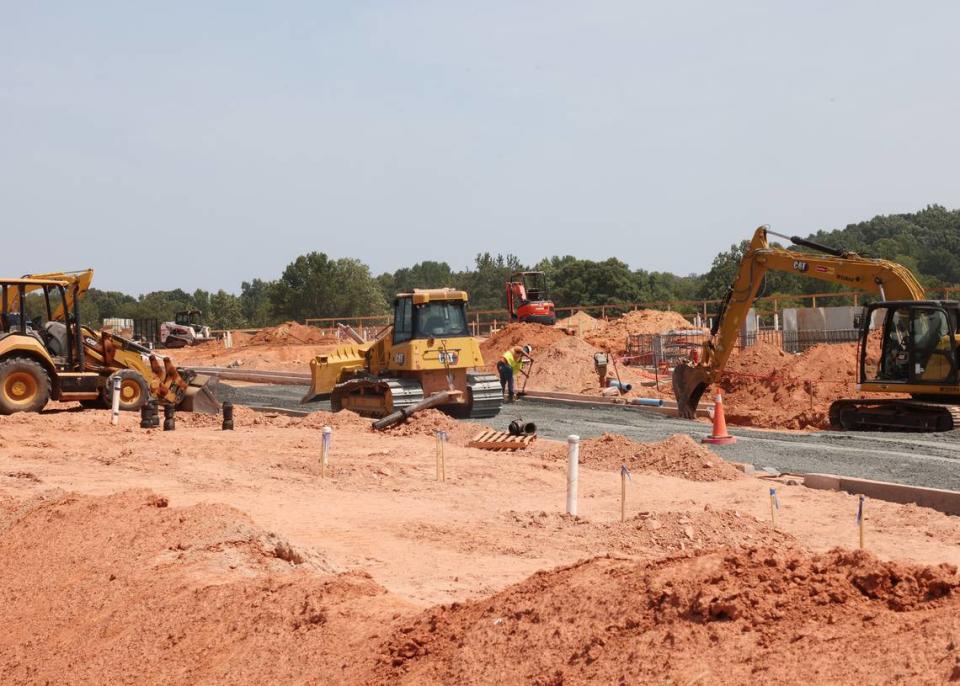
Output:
(556, 433), (743, 481)
(0, 490), (409, 685)
(376, 546), (960, 685)
(555, 310), (603, 333)
(479, 322), (668, 398)
(718, 341), (905, 431)
(586, 309), (697, 353)
(7, 489), (960, 685)
(499, 508), (796, 557)
(248, 320), (335, 345)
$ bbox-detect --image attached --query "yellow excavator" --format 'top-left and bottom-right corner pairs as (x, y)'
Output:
(0, 270), (218, 415)
(301, 288), (502, 427)
(673, 226), (960, 431)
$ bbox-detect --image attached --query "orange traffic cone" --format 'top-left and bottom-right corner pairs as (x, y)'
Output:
(702, 391), (736, 445)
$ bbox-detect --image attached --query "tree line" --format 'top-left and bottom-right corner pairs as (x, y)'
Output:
(78, 204), (960, 329)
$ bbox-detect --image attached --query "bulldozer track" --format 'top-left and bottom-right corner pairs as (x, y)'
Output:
(331, 376), (423, 417)
(330, 372), (502, 420)
(464, 372), (503, 419)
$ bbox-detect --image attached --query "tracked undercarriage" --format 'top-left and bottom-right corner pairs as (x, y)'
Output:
(331, 371), (503, 420)
(828, 399), (960, 432)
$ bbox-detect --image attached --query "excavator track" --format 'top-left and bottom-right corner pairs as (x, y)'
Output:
(331, 376), (424, 418)
(828, 399), (960, 432)
(464, 372), (503, 419)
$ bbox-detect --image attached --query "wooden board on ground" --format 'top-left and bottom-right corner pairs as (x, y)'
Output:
(468, 430), (537, 451)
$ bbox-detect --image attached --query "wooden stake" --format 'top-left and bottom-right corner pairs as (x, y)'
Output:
(620, 465), (631, 522)
(436, 431), (447, 483)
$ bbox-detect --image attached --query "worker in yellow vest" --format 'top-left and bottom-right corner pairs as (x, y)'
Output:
(497, 344), (532, 402)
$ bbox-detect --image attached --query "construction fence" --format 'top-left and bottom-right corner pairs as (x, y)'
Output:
(304, 287), (960, 339)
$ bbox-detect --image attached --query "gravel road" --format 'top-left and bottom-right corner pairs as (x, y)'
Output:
(218, 382), (960, 491)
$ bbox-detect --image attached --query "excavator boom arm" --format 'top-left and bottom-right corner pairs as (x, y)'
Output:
(673, 226), (925, 418)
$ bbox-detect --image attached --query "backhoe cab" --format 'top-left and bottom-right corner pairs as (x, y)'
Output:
(0, 277), (101, 413)
(506, 271), (556, 325)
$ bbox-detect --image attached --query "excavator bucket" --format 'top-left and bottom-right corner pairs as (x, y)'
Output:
(672, 360), (711, 419)
(178, 373), (220, 414)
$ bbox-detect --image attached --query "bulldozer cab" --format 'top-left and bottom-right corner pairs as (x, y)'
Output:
(860, 301), (960, 386)
(393, 291), (470, 344)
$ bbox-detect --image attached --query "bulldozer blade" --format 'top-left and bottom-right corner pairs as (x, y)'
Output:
(672, 361), (711, 420)
(177, 374), (220, 414)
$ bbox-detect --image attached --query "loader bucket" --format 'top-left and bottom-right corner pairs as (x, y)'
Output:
(177, 374), (220, 414)
(672, 361), (711, 420)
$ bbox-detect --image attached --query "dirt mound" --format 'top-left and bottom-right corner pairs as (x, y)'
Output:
(0, 490), (409, 684)
(556, 433), (741, 481)
(383, 409), (493, 446)
(248, 321), (333, 346)
(555, 310), (602, 333)
(297, 408), (369, 430)
(718, 341), (905, 430)
(174, 405), (297, 429)
(376, 546), (960, 685)
(586, 309), (696, 353)
(505, 508), (794, 556)
(385, 408), (459, 437)
(480, 322), (570, 360)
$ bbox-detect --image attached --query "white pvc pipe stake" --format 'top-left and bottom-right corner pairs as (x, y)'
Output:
(110, 377), (121, 426)
(321, 425), (332, 478)
(566, 435), (580, 516)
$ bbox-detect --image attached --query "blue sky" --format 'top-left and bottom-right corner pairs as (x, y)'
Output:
(2, 2), (959, 293)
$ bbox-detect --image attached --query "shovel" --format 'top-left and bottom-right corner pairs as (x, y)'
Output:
(517, 359), (534, 398)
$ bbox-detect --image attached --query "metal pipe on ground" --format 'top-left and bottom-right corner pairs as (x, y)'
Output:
(372, 391), (454, 431)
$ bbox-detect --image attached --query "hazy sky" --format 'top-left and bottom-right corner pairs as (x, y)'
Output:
(3, 2), (959, 294)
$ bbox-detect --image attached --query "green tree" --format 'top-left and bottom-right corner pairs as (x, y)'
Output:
(239, 279), (275, 327)
(209, 289), (244, 329)
(456, 253), (524, 311)
(271, 252), (387, 321)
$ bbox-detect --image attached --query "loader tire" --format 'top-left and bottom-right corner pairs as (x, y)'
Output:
(0, 357), (51, 415)
(102, 370), (150, 412)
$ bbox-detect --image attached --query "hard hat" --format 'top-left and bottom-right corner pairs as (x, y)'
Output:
(522, 345), (532, 354)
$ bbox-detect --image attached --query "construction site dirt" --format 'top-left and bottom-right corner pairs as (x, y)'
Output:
(3, 405), (960, 683)
(174, 313), (889, 431)
(223, 382), (960, 492)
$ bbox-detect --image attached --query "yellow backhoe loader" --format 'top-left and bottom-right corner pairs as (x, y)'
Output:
(1, 276), (104, 413)
(673, 226), (960, 432)
(2, 270), (218, 415)
(302, 288), (502, 427)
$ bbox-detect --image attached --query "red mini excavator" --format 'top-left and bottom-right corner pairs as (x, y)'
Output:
(506, 271), (556, 325)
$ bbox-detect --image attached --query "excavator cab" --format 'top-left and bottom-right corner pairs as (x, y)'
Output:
(506, 271), (556, 325)
(860, 301), (960, 387)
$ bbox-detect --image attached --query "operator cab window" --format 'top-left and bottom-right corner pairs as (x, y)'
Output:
(393, 297), (413, 344)
(913, 308), (956, 383)
(414, 301), (468, 338)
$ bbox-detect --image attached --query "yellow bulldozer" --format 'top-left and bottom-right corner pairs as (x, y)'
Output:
(301, 288), (502, 428)
(0, 270), (218, 415)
